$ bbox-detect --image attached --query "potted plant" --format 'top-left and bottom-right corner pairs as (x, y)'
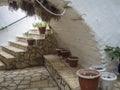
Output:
(33, 22), (48, 34)
(24, 31), (35, 45)
(76, 69), (100, 90)
(104, 46), (120, 73)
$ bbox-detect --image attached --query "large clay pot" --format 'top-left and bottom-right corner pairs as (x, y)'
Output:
(38, 27), (46, 34)
(76, 69), (100, 90)
(67, 56), (78, 67)
(27, 38), (35, 45)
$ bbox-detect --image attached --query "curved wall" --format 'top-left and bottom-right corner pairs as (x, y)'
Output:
(68, 0), (120, 59)
(51, 0), (120, 67)
(51, 8), (101, 68)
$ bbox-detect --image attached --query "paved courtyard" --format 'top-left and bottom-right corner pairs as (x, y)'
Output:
(0, 66), (58, 90)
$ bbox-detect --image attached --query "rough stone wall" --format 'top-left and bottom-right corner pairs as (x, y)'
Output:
(15, 34), (58, 69)
(0, 0), (8, 6)
(51, 8), (101, 68)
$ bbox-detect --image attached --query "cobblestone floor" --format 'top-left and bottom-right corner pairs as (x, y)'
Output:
(0, 66), (58, 90)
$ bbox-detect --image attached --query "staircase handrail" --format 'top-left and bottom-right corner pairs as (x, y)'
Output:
(0, 15), (27, 30)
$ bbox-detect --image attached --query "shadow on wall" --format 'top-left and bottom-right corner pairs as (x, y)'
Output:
(51, 7), (101, 68)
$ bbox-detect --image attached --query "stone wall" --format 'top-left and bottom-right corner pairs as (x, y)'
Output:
(15, 34), (58, 69)
(0, 0), (8, 6)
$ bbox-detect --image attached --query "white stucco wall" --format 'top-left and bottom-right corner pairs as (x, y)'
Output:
(0, 6), (41, 46)
(68, 0), (120, 59)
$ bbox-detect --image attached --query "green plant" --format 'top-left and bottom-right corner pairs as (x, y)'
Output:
(33, 22), (48, 28)
(104, 46), (120, 61)
(24, 31), (29, 37)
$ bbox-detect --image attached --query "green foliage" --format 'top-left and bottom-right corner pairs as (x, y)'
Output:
(104, 46), (120, 61)
(24, 31), (29, 37)
(33, 22), (48, 28)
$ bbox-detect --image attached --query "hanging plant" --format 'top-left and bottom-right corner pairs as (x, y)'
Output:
(34, 0), (61, 21)
(9, 0), (66, 21)
(8, 0), (19, 11)
(20, 0), (35, 16)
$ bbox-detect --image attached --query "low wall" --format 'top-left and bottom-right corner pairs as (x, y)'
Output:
(14, 34), (58, 69)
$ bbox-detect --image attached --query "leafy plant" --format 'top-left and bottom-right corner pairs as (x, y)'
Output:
(33, 22), (48, 28)
(24, 31), (29, 37)
(104, 46), (120, 61)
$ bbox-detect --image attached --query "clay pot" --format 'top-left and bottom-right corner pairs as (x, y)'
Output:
(56, 48), (64, 56)
(67, 56), (78, 67)
(76, 69), (100, 90)
(27, 38), (35, 45)
(38, 27), (46, 34)
(60, 50), (70, 58)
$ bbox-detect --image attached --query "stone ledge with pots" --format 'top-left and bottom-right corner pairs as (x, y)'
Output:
(44, 54), (83, 90)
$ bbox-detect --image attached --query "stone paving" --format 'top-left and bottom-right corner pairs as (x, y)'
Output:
(0, 66), (58, 90)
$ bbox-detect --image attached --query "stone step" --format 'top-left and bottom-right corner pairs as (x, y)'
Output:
(17, 36), (32, 43)
(17, 36), (45, 43)
(0, 49), (15, 69)
(0, 60), (6, 70)
(2, 45), (25, 57)
(28, 31), (40, 37)
(30, 29), (39, 33)
(9, 41), (28, 50)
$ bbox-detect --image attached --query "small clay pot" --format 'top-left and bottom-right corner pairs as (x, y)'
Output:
(39, 27), (46, 34)
(60, 50), (70, 58)
(56, 48), (64, 56)
(67, 56), (78, 67)
(27, 38), (35, 45)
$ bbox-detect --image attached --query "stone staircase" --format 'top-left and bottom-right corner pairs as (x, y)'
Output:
(0, 29), (57, 70)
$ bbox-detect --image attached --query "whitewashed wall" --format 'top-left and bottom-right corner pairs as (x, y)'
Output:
(0, 6), (41, 46)
(68, 0), (120, 59)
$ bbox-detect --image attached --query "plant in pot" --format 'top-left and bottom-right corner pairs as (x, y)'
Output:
(104, 45), (120, 74)
(33, 22), (48, 34)
(24, 31), (35, 45)
(76, 69), (101, 90)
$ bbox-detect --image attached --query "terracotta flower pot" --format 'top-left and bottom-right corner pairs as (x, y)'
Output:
(76, 69), (100, 90)
(56, 48), (64, 56)
(60, 49), (70, 58)
(67, 56), (78, 67)
(27, 38), (35, 45)
(38, 27), (46, 34)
